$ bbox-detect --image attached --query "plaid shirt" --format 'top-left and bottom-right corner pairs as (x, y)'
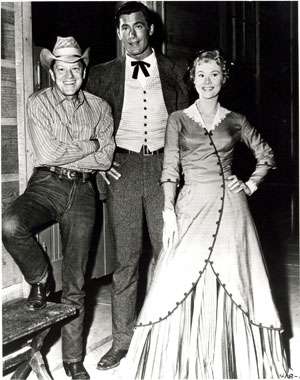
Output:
(26, 86), (115, 172)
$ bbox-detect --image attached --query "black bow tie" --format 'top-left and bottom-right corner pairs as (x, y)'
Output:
(131, 61), (151, 79)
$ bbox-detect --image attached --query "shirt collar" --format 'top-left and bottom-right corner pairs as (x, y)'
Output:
(52, 86), (87, 108)
(126, 49), (157, 70)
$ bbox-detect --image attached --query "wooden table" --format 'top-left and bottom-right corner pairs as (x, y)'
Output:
(2, 299), (77, 380)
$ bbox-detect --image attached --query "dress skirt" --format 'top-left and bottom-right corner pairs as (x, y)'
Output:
(121, 176), (288, 379)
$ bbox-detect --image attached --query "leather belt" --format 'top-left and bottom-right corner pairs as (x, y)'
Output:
(35, 166), (95, 182)
(116, 146), (164, 156)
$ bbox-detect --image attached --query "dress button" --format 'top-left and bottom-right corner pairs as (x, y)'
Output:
(144, 99), (147, 102)
(143, 91), (146, 94)
(145, 131), (147, 134)
(144, 115), (147, 119)
(144, 107), (147, 110)
(144, 139), (147, 142)
(210, 142), (213, 146)
(144, 123), (147, 126)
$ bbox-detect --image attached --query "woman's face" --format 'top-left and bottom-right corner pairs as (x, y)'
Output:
(193, 59), (226, 100)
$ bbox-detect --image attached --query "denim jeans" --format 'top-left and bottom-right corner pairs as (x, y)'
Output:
(105, 152), (164, 349)
(2, 168), (97, 362)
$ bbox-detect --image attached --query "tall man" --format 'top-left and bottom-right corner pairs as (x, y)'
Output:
(2, 36), (115, 379)
(86, 1), (189, 370)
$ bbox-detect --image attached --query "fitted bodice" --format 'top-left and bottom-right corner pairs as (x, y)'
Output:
(161, 103), (275, 188)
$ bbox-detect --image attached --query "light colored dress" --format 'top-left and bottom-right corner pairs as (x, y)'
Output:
(121, 102), (288, 379)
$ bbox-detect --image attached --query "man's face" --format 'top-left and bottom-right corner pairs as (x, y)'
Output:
(50, 60), (86, 100)
(117, 11), (154, 60)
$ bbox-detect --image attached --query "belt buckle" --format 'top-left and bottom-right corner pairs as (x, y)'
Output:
(67, 170), (76, 180)
(142, 145), (153, 156)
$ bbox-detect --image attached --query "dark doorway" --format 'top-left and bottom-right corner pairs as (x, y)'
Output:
(32, 1), (118, 65)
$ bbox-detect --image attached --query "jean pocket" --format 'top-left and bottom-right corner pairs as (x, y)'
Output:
(28, 170), (53, 187)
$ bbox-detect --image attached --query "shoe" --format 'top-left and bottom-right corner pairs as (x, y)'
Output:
(26, 282), (50, 311)
(63, 361), (90, 379)
(97, 346), (128, 370)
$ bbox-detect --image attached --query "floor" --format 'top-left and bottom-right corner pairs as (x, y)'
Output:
(3, 239), (300, 380)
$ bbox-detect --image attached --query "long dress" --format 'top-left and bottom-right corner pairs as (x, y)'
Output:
(121, 102), (288, 379)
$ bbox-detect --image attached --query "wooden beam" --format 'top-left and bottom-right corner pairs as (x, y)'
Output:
(14, 2), (34, 196)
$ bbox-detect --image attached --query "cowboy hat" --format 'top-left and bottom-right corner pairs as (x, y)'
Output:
(40, 36), (90, 70)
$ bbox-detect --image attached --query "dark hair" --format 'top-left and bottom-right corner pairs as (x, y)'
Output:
(115, 1), (152, 28)
(187, 49), (231, 84)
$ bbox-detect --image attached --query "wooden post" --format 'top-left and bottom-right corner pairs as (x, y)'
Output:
(14, 2), (34, 297)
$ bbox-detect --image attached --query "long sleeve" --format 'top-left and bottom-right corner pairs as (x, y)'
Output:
(27, 94), (98, 166)
(241, 117), (276, 188)
(161, 113), (181, 210)
(74, 101), (115, 170)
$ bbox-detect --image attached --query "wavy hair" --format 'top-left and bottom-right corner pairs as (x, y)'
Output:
(187, 49), (231, 85)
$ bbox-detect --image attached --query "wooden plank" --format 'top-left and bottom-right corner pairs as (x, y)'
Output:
(1, 117), (17, 125)
(2, 174), (19, 183)
(1, 7), (15, 61)
(30, 351), (52, 380)
(1, 59), (16, 69)
(2, 346), (32, 371)
(1, 181), (19, 212)
(2, 299), (77, 344)
(1, 3), (14, 11)
(1, 67), (17, 119)
(15, 2), (34, 195)
(1, 245), (23, 288)
(1, 124), (18, 174)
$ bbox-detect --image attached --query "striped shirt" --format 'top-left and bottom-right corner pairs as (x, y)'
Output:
(26, 86), (115, 172)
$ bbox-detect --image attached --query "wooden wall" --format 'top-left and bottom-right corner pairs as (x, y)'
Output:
(1, 2), (23, 298)
(2, 2), (34, 301)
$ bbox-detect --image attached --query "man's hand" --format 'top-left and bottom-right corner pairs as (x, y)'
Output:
(99, 162), (121, 185)
(162, 209), (178, 252)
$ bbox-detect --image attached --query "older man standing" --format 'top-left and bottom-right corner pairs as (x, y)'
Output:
(86, 1), (189, 370)
(2, 36), (115, 379)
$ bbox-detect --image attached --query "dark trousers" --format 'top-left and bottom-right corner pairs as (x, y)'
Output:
(106, 152), (164, 349)
(2, 169), (97, 363)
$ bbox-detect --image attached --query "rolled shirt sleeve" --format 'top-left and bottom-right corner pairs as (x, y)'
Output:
(27, 95), (98, 166)
(75, 100), (115, 170)
(26, 88), (115, 171)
